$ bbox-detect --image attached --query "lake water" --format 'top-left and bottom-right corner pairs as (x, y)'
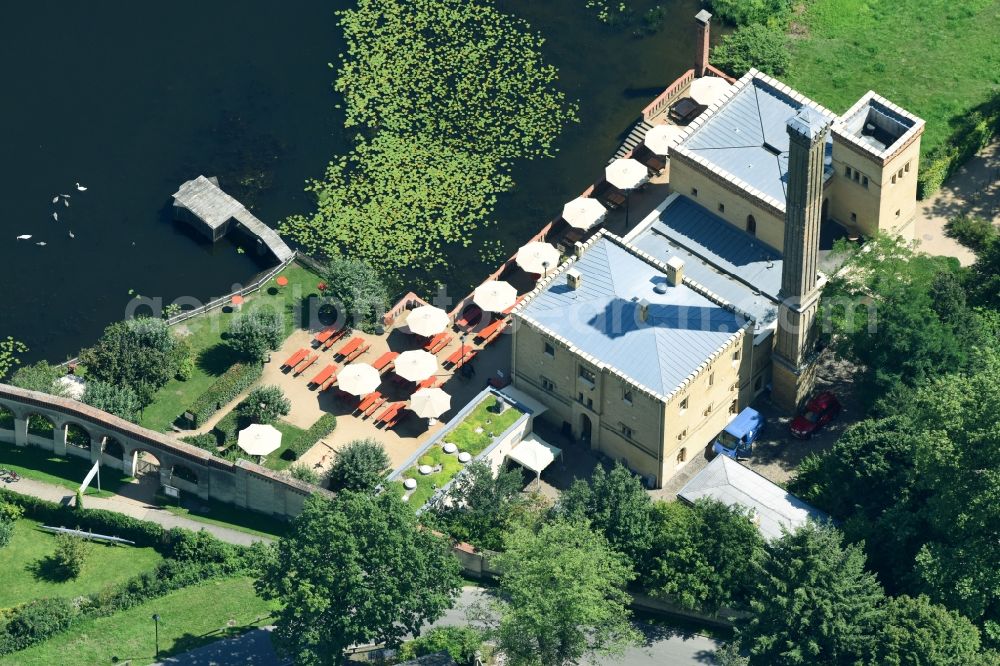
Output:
(0, 0), (708, 365)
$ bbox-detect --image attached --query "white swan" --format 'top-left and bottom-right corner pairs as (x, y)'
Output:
(68, 230), (75, 239)
(76, 183), (87, 191)
(35, 241), (47, 246)
(16, 234), (31, 240)
(52, 212), (58, 221)
(52, 196), (59, 204)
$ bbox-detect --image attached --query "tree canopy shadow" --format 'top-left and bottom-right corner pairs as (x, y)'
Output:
(197, 343), (241, 376)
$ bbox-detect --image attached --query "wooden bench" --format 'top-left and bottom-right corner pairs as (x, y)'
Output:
(355, 391), (383, 415)
(294, 354), (319, 376)
(334, 337), (363, 359)
(321, 327), (348, 350)
(343, 343), (370, 364)
(452, 349), (479, 370)
(371, 351), (399, 373)
(312, 325), (340, 347)
(474, 318), (505, 343)
(444, 344), (474, 368)
(281, 348), (308, 370)
(374, 401), (405, 426)
(309, 364), (338, 389)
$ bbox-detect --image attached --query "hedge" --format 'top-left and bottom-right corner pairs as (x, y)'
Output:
(918, 94), (1000, 199)
(278, 413), (338, 464)
(183, 362), (263, 428)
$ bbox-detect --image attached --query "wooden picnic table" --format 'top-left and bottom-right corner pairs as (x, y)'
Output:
(355, 391), (382, 414)
(417, 376), (439, 390)
(313, 326), (339, 345)
(335, 336), (363, 358)
(294, 354), (319, 376)
(372, 351), (399, 372)
(445, 344), (474, 367)
(310, 364), (338, 387)
(452, 349), (479, 370)
(364, 396), (387, 418)
(385, 409), (409, 430)
(322, 327), (348, 350)
(423, 331), (451, 353)
(475, 318), (505, 343)
(344, 343), (370, 364)
(501, 295), (528, 315)
(375, 401), (405, 425)
(282, 348), (309, 369)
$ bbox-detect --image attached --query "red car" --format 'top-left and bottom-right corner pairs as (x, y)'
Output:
(789, 391), (842, 439)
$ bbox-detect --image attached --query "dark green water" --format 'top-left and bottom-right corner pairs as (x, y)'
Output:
(0, 0), (710, 364)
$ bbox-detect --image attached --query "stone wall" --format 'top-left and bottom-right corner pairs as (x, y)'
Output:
(0, 384), (328, 519)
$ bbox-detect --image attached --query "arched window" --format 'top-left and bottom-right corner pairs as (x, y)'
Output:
(104, 437), (124, 459)
(677, 448), (687, 464)
(0, 405), (14, 430)
(65, 423), (91, 449)
(27, 414), (55, 437)
(746, 215), (757, 236)
(171, 464), (198, 485)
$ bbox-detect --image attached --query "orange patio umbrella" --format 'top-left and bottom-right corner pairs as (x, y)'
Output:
(275, 276), (289, 287)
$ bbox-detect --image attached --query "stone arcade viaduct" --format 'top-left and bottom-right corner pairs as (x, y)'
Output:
(0, 384), (325, 519)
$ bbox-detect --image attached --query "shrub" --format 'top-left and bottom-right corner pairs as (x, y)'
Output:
(0, 597), (76, 655)
(326, 438), (391, 492)
(399, 627), (484, 665)
(9, 361), (68, 396)
(918, 101), (1000, 198)
(712, 23), (789, 77)
(176, 354), (195, 381)
(182, 432), (219, 453)
(945, 214), (998, 252)
(185, 361), (263, 427)
(53, 533), (89, 579)
(74, 489), (84, 511)
(78, 317), (181, 405)
(289, 464), (320, 485)
(228, 310), (284, 363)
(276, 413), (337, 464)
(237, 385), (291, 425)
(0, 500), (24, 523)
(0, 521), (14, 549)
(708, 0), (791, 26)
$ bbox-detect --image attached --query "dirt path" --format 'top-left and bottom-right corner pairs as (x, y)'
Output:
(915, 140), (1000, 264)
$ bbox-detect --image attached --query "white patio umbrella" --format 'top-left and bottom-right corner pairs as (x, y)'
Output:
(394, 350), (438, 382)
(406, 305), (449, 337)
(605, 158), (649, 191)
(409, 387), (452, 419)
(337, 363), (380, 396)
(643, 124), (686, 156)
(237, 424), (282, 457)
(515, 241), (560, 275)
(473, 280), (517, 313)
(561, 196), (606, 230)
(689, 75), (732, 107)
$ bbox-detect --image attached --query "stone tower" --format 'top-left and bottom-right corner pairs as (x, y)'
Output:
(772, 107), (832, 412)
(694, 10), (711, 77)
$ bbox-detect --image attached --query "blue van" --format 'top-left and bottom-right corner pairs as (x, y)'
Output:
(711, 407), (765, 459)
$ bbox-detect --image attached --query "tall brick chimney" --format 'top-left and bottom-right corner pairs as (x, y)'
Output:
(695, 10), (712, 77)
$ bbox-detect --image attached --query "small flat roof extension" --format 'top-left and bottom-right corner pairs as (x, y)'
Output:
(834, 91), (925, 162)
(674, 69), (836, 213)
(516, 232), (749, 402)
(678, 455), (829, 541)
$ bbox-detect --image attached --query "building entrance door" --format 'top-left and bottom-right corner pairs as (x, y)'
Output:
(579, 414), (592, 446)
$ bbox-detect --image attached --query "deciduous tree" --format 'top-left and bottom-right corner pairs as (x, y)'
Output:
(326, 438), (391, 492)
(78, 318), (181, 405)
(9, 361), (68, 397)
(321, 255), (390, 333)
(489, 520), (642, 666)
(256, 492), (461, 665)
(81, 380), (142, 422)
(873, 595), (985, 666)
(712, 23), (790, 77)
(557, 462), (655, 569)
(228, 309), (284, 363)
(237, 385), (290, 425)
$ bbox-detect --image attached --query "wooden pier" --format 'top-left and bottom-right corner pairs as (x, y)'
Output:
(172, 175), (294, 262)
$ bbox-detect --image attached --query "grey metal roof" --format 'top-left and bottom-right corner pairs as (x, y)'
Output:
(518, 235), (745, 398)
(630, 195), (780, 330)
(678, 72), (835, 207)
(678, 455), (829, 541)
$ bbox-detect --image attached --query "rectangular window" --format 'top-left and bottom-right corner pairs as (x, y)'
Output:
(862, 175), (869, 188)
(703, 402), (713, 416)
(905, 161), (910, 173)
(691, 187), (698, 197)
(677, 428), (688, 440)
(845, 166), (852, 177)
(732, 349), (741, 362)
(853, 171), (860, 183)
(579, 366), (596, 384)
(717, 203), (725, 213)
(892, 174), (897, 185)
(541, 377), (556, 392)
(708, 372), (715, 387)
(895, 209), (901, 218)
(754, 376), (763, 391)
(578, 392), (584, 403)
(730, 400), (738, 415)
(587, 397), (594, 410)
(621, 424), (633, 439)
(679, 396), (689, 412)
(543, 341), (555, 358)
(623, 389), (633, 405)
(851, 212), (857, 223)
(898, 168), (904, 178)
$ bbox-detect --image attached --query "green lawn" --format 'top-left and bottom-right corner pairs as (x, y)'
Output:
(1, 577), (276, 666)
(0, 442), (130, 497)
(160, 496), (289, 539)
(139, 263), (325, 432)
(406, 397), (524, 508)
(786, 0), (1000, 157)
(0, 519), (162, 610)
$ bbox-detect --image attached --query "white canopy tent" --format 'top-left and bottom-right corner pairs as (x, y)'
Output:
(506, 435), (562, 479)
